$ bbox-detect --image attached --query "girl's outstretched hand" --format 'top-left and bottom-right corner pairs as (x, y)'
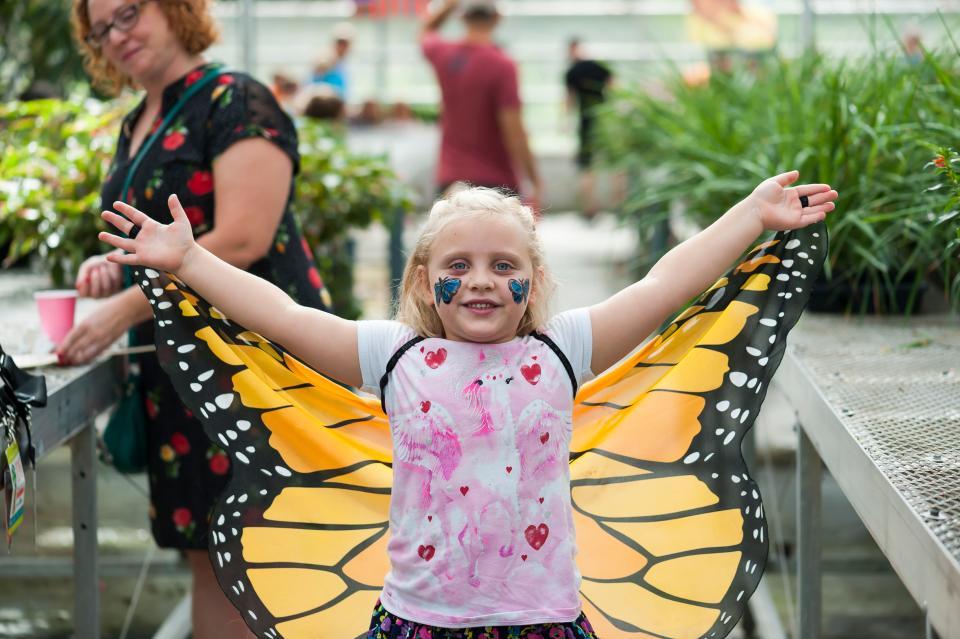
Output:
(98, 194), (196, 273)
(751, 170), (838, 231)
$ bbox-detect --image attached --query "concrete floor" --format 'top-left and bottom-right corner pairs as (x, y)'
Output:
(0, 211), (927, 638)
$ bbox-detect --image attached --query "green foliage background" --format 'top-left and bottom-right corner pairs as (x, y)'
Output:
(596, 46), (960, 313)
(0, 0), (89, 100)
(0, 99), (412, 319)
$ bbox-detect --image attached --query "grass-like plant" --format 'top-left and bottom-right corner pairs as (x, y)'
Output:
(596, 45), (960, 313)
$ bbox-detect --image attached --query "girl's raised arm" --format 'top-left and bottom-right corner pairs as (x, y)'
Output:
(587, 171), (837, 373)
(99, 195), (362, 387)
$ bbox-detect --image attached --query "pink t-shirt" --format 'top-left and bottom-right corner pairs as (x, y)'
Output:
(358, 311), (594, 627)
(421, 33), (522, 192)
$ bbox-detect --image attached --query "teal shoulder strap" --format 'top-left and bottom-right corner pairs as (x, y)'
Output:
(119, 65), (226, 205)
(118, 65), (227, 292)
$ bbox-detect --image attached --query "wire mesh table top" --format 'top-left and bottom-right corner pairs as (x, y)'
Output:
(790, 313), (960, 565)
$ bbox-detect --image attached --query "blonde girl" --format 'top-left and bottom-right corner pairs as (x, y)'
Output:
(98, 175), (836, 637)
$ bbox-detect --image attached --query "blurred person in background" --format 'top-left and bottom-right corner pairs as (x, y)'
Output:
(564, 37), (613, 219)
(301, 84), (347, 122)
(902, 25), (925, 65)
(68, 0), (330, 635)
(419, 0), (542, 209)
(270, 70), (300, 112)
(688, 0), (777, 72)
(310, 20), (356, 99)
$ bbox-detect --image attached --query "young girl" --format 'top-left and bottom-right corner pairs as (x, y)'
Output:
(98, 174), (836, 639)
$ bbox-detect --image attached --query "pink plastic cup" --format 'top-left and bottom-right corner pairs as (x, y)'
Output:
(34, 290), (78, 345)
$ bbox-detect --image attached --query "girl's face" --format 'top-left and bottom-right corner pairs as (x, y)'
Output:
(86, 0), (183, 85)
(420, 215), (538, 344)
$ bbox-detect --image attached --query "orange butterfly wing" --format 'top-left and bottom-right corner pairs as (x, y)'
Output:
(137, 222), (826, 638)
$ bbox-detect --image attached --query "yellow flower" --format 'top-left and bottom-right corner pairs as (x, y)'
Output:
(160, 445), (176, 462)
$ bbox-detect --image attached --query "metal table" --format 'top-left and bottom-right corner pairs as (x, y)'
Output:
(774, 314), (960, 638)
(0, 274), (123, 638)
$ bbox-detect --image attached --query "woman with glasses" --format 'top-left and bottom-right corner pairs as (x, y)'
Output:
(66, 1), (331, 635)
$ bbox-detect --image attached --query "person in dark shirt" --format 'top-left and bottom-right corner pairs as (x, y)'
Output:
(564, 38), (612, 219)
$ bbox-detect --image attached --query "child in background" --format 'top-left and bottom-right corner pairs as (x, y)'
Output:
(97, 174), (836, 638)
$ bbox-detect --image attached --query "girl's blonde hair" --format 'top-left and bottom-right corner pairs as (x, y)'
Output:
(71, 0), (219, 96)
(396, 187), (555, 338)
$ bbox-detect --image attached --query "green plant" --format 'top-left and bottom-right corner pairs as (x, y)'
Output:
(0, 99), (414, 318)
(930, 149), (960, 310)
(295, 120), (414, 318)
(0, 97), (121, 282)
(0, 0), (89, 100)
(596, 48), (960, 314)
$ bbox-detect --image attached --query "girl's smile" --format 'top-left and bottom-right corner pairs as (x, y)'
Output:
(461, 297), (500, 314)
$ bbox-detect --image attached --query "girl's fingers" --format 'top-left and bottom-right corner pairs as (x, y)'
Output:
(112, 201), (150, 226)
(105, 252), (141, 266)
(773, 170), (800, 187)
(794, 183), (834, 197)
(102, 210), (138, 234)
(167, 193), (188, 224)
(799, 211), (827, 227)
(801, 202), (834, 217)
(801, 190), (837, 207)
(98, 231), (136, 253)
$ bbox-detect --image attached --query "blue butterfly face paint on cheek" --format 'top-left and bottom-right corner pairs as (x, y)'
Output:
(434, 276), (462, 305)
(508, 278), (531, 304)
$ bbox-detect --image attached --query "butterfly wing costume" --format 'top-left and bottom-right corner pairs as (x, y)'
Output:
(134, 224), (826, 639)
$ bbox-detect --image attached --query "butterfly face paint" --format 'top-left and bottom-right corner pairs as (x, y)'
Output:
(434, 276), (462, 305)
(509, 278), (531, 305)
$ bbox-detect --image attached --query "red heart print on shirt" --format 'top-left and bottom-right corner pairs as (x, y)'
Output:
(525, 523), (549, 550)
(460, 486), (469, 496)
(425, 348), (447, 369)
(420, 401), (431, 413)
(521, 363), (541, 385)
(418, 544), (435, 561)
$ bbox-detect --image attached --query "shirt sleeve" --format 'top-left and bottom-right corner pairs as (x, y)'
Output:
(206, 73), (300, 174)
(357, 320), (418, 396)
(544, 307), (595, 385)
(420, 32), (445, 66)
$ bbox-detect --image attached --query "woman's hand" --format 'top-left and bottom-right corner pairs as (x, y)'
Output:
(76, 252), (123, 298)
(99, 194), (198, 273)
(751, 170), (838, 231)
(55, 294), (130, 365)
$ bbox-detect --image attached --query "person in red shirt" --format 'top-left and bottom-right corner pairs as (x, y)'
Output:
(420, 0), (542, 209)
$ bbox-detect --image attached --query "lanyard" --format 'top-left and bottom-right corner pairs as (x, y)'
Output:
(119, 64), (225, 202)
(118, 65), (225, 293)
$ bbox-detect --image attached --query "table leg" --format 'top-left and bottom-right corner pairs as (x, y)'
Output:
(797, 425), (822, 639)
(71, 422), (99, 637)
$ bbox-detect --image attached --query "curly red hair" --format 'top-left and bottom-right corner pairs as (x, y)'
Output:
(71, 0), (219, 95)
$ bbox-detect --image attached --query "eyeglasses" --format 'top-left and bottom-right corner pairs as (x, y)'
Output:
(84, 0), (154, 49)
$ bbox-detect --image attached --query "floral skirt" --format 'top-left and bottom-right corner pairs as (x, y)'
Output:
(366, 600), (599, 639)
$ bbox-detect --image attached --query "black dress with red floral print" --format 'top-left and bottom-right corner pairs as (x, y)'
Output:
(100, 63), (331, 549)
